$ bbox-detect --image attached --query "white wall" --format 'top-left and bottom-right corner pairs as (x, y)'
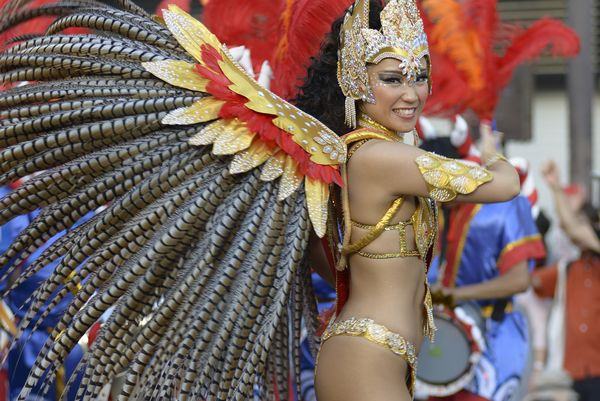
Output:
(506, 90), (600, 216)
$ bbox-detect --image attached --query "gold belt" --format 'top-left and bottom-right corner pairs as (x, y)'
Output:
(321, 317), (417, 394)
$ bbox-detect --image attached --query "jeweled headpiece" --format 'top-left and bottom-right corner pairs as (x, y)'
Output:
(337, 0), (430, 127)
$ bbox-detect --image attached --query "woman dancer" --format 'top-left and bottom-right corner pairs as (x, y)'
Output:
(295, 1), (520, 400)
(0, 0), (518, 399)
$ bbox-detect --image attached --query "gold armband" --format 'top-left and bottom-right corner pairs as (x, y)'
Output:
(415, 153), (493, 202)
(483, 153), (508, 169)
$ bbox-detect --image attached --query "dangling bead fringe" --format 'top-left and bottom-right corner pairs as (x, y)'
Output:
(344, 97), (357, 128)
(423, 283), (437, 342)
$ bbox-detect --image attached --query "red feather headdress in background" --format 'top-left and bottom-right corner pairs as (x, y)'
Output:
(202, 0), (284, 74)
(202, 0), (353, 100)
(420, 0), (580, 121)
(268, 0), (353, 100)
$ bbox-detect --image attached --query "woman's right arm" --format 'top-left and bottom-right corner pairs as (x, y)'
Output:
(542, 161), (600, 253)
(352, 137), (520, 204)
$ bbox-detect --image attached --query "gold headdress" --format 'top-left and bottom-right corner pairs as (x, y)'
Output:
(337, 0), (430, 127)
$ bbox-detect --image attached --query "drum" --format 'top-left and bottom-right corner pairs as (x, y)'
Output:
(415, 304), (486, 397)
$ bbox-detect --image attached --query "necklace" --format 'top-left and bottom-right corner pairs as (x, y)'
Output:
(357, 114), (421, 145)
(357, 114), (419, 144)
(357, 114), (401, 140)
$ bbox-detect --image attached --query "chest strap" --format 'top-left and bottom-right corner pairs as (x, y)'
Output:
(341, 197), (404, 255)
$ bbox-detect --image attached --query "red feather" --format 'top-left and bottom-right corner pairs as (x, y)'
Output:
(202, 0), (284, 73)
(269, 0), (353, 99)
(424, 54), (473, 117)
(498, 18), (580, 86)
(463, 0), (498, 58)
(203, 0), (351, 99)
(423, 0), (580, 120)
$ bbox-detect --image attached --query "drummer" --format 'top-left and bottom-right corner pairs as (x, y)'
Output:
(422, 118), (546, 401)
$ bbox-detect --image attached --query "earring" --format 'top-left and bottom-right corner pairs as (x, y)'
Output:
(344, 97), (357, 128)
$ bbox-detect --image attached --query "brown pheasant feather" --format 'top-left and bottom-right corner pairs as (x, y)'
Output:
(0, 1), (324, 400)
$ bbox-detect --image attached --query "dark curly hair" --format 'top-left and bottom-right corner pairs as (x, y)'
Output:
(293, 0), (384, 136)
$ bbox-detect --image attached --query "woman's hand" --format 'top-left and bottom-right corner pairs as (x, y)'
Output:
(541, 160), (561, 190)
(442, 261), (530, 303)
(542, 160), (600, 252)
(430, 284), (455, 307)
(479, 122), (502, 164)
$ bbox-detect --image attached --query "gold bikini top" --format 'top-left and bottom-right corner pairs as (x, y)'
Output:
(337, 115), (493, 266)
(344, 118), (424, 258)
(346, 117), (425, 259)
(350, 188), (422, 260)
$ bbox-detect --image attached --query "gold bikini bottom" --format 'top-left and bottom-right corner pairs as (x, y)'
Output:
(321, 317), (417, 395)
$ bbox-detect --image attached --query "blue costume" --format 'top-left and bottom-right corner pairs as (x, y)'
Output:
(1, 185), (87, 400)
(429, 196), (545, 401)
(299, 273), (336, 401)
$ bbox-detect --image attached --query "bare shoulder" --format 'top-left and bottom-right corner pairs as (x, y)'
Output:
(345, 138), (431, 199)
(348, 138), (421, 174)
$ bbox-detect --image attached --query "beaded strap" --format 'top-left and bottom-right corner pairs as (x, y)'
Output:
(483, 152), (508, 169)
(347, 139), (370, 159)
(341, 197), (405, 255)
(357, 249), (421, 258)
(351, 219), (412, 230)
(352, 216), (422, 258)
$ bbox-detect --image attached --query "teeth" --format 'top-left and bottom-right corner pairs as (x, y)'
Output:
(394, 108), (416, 117)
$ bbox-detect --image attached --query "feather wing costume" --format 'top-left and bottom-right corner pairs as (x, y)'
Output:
(0, 1), (345, 399)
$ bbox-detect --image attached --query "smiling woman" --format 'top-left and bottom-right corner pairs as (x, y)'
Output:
(293, 1), (521, 401)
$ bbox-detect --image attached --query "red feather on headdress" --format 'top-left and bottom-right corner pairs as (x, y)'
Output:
(421, 0), (580, 121)
(422, 0), (486, 93)
(425, 54), (474, 117)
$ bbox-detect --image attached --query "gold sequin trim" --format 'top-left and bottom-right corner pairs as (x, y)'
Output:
(322, 317), (417, 394)
(415, 153), (493, 202)
(357, 249), (421, 258)
(357, 114), (397, 137)
(351, 219), (411, 230)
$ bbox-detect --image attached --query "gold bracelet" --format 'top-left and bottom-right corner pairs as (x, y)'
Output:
(483, 153), (508, 169)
